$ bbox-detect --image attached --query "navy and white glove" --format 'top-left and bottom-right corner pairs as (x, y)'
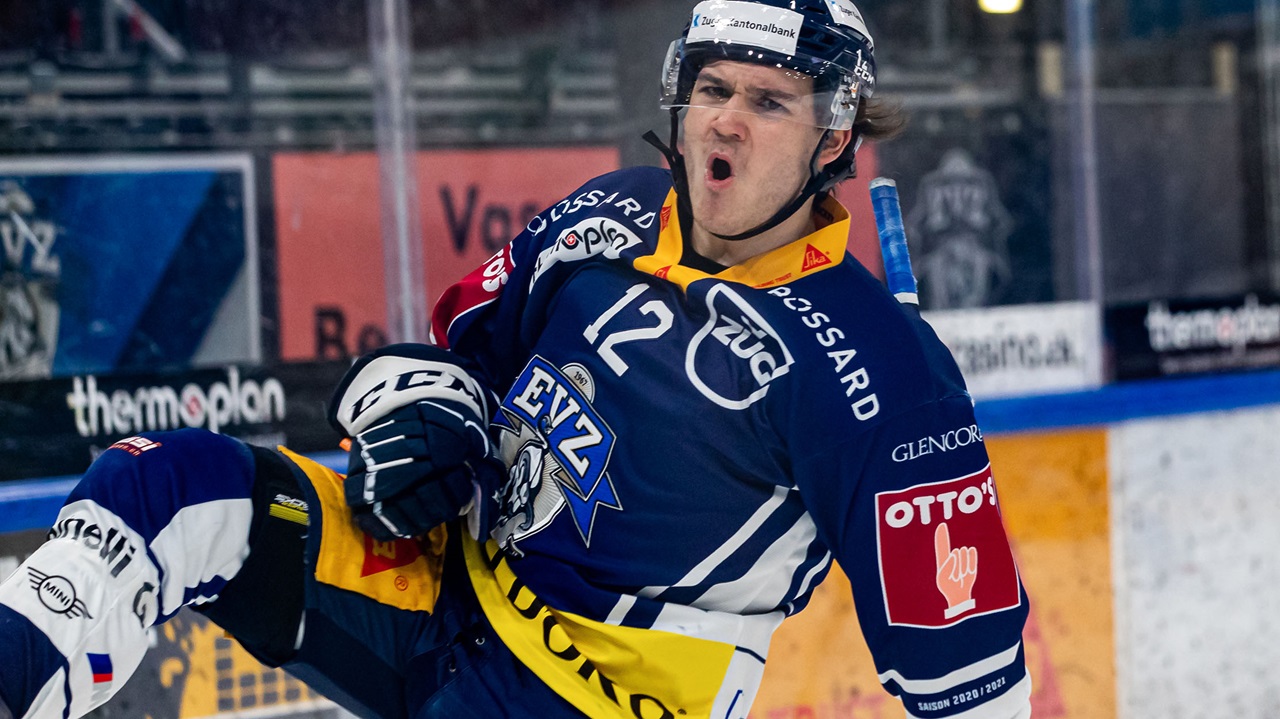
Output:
(328, 344), (502, 541)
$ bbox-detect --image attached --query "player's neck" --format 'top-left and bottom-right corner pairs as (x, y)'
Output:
(689, 199), (817, 268)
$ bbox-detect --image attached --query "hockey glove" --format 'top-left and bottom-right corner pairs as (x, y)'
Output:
(328, 344), (502, 541)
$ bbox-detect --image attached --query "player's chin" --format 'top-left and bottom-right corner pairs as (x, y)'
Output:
(691, 205), (760, 239)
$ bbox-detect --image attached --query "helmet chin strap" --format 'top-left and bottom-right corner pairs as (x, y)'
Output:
(643, 108), (855, 244)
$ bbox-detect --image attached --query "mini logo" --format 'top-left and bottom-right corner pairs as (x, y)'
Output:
(802, 244), (832, 272)
(108, 436), (163, 456)
(29, 568), (93, 619)
(875, 466), (1020, 628)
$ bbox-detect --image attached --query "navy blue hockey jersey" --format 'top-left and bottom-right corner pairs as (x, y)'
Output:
(433, 167), (1030, 719)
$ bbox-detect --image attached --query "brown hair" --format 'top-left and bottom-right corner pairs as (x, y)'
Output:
(855, 96), (908, 142)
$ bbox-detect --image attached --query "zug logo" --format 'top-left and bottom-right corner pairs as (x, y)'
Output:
(686, 284), (794, 410)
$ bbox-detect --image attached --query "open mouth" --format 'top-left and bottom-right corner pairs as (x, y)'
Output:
(707, 155), (734, 186)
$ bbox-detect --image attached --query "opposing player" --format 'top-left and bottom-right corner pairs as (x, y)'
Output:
(0, 1), (1031, 717)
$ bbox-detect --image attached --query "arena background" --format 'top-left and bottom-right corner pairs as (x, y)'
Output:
(1, 0), (1278, 717)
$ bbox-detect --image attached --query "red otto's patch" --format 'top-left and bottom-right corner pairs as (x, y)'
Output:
(361, 536), (423, 578)
(430, 245), (515, 348)
(875, 465), (1020, 628)
(108, 436), (162, 456)
(660, 205), (672, 231)
(801, 244), (832, 272)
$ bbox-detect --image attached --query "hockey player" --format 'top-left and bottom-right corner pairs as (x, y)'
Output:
(0, 1), (1032, 718)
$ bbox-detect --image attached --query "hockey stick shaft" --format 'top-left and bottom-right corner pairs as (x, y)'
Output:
(870, 178), (919, 306)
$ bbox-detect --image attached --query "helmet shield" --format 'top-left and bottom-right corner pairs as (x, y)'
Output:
(660, 0), (876, 131)
(661, 40), (860, 130)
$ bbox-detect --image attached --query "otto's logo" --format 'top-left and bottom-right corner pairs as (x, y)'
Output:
(493, 358), (620, 556)
(531, 217), (643, 288)
(28, 568), (93, 619)
(67, 368), (286, 438)
(875, 466), (1020, 628)
(48, 515), (137, 578)
(892, 425), (984, 463)
(686, 284), (793, 410)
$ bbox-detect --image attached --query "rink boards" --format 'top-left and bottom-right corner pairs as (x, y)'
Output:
(4, 372), (1279, 718)
(757, 392), (1280, 719)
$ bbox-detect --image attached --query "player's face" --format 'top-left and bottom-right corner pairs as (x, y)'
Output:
(681, 60), (843, 239)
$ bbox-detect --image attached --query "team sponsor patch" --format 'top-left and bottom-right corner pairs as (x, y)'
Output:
(431, 245), (514, 346)
(822, 0), (873, 43)
(687, 1), (804, 57)
(531, 217), (643, 288)
(801, 244), (832, 272)
(47, 514), (138, 579)
(28, 567), (93, 619)
(686, 284), (794, 410)
(107, 436), (163, 456)
(875, 465), (1020, 628)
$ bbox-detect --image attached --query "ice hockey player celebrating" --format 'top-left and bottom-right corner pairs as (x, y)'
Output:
(0, 1), (1031, 717)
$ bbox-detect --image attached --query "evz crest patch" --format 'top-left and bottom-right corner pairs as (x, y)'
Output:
(492, 358), (621, 556)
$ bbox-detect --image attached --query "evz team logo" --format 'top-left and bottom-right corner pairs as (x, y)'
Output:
(493, 358), (620, 557)
(686, 284), (793, 410)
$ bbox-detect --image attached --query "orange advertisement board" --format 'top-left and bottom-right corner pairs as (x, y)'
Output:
(274, 147), (885, 361)
(273, 148), (622, 360)
(751, 429), (1116, 718)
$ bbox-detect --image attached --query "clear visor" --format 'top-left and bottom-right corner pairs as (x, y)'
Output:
(659, 40), (862, 131)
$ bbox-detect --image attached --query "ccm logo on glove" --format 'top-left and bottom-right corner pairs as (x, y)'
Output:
(333, 353), (490, 436)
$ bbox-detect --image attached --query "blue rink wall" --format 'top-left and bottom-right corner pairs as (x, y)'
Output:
(3, 368), (1280, 718)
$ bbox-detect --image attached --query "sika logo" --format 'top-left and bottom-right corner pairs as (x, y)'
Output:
(660, 205), (672, 231)
(801, 244), (832, 272)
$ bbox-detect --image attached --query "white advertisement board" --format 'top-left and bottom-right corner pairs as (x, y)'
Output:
(923, 301), (1103, 399)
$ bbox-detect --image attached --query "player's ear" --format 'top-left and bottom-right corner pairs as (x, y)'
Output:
(819, 129), (853, 166)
